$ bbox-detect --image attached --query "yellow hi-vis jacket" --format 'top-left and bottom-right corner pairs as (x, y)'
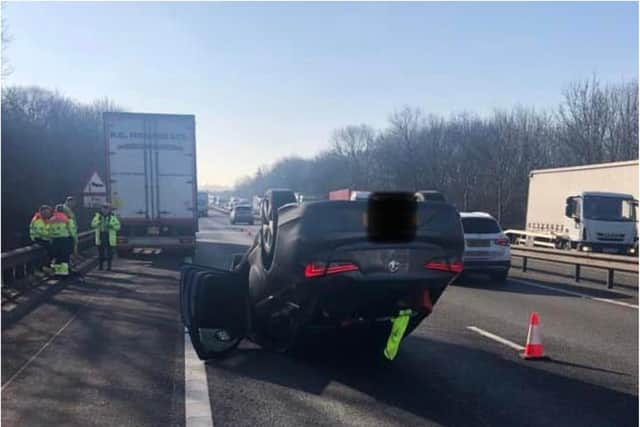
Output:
(91, 213), (121, 247)
(63, 204), (78, 239)
(29, 213), (50, 242)
(48, 212), (72, 239)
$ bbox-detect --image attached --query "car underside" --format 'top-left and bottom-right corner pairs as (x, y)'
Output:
(181, 189), (464, 360)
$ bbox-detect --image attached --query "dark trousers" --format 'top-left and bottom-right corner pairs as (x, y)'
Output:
(51, 237), (71, 265)
(98, 232), (112, 269)
(34, 239), (51, 267)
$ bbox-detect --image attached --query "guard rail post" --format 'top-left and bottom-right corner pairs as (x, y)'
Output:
(607, 269), (615, 289)
(575, 264), (581, 283)
(521, 257), (528, 273)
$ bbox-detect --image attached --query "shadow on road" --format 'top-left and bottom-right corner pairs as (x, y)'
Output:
(2, 255), (185, 427)
(208, 333), (637, 427)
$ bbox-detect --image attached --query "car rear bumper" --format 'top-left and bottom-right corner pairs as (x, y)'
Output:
(462, 260), (511, 272)
(258, 273), (457, 328)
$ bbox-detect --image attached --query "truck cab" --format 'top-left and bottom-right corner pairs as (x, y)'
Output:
(564, 191), (637, 254)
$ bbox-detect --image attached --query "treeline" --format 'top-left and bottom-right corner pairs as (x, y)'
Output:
(235, 77), (638, 228)
(1, 86), (120, 250)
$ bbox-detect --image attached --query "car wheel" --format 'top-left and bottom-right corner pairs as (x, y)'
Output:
(260, 189), (297, 269)
(490, 270), (509, 283)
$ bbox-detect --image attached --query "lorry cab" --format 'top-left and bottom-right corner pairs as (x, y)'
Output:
(564, 191), (637, 254)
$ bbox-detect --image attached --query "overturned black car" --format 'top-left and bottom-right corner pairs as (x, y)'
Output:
(181, 189), (464, 361)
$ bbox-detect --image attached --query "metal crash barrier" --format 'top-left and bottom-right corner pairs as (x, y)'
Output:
(1, 230), (94, 287)
(511, 247), (639, 289)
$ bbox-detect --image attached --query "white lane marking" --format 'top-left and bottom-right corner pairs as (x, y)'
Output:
(467, 326), (525, 352)
(185, 330), (214, 427)
(2, 313), (78, 391)
(510, 278), (639, 310)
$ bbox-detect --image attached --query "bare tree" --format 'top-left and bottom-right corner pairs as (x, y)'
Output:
(231, 76), (637, 230)
(331, 124), (375, 188)
(1, 4), (13, 78)
(558, 76), (612, 164)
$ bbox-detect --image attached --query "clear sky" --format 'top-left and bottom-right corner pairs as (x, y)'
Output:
(4, 1), (638, 187)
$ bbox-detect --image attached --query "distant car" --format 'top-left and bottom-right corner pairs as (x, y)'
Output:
(459, 212), (511, 282)
(416, 190), (446, 202)
(230, 204), (254, 225)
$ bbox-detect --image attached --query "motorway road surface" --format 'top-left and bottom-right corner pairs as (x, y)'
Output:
(2, 209), (638, 426)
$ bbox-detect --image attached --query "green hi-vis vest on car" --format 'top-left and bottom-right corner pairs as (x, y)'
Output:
(91, 213), (121, 247)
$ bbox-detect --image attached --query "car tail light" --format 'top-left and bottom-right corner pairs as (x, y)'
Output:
(304, 262), (326, 278)
(304, 261), (359, 278)
(424, 259), (464, 273)
(327, 262), (359, 275)
(495, 237), (510, 246)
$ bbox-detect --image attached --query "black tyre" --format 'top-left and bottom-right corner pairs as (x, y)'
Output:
(260, 189), (297, 269)
(490, 270), (509, 283)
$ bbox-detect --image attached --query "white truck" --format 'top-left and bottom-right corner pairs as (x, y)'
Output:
(104, 112), (198, 255)
(508, 160), (638, 254)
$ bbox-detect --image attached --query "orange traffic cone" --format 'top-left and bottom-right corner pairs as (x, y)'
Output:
(521, 312), (546, 360)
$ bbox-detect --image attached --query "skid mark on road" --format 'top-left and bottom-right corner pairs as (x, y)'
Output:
(467, 326), (525, 352)
(185, 329), (214, 427)
(510, 278), (639, 309)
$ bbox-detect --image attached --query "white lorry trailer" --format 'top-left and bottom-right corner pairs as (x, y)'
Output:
(508, 160), (638, 254)
(104, 112), (198, 255)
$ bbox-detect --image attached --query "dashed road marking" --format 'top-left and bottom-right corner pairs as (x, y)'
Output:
(467, 326), (525, 352)
(510, 278), (639, 310)
(185, 329), (214, 427)
(2, 312), (78, 391)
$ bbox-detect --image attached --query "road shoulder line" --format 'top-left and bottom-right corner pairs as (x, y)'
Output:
(185, 329), (214, 427)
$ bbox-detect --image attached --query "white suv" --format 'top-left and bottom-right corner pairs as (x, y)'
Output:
(460, 212), (511, 282)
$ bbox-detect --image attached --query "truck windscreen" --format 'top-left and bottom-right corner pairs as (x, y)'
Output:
(583, 196), (636, 222)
